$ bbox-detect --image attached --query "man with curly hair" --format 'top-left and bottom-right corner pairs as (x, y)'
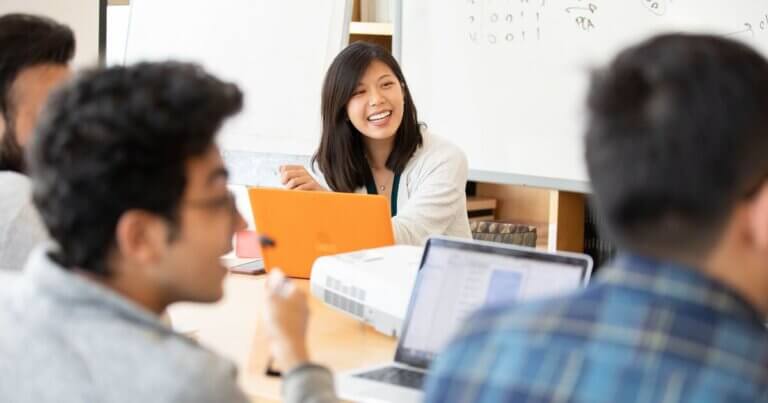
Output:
(0, 62), (251, 402)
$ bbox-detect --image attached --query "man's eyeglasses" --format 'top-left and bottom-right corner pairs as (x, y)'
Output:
(182, 191), (239, 217)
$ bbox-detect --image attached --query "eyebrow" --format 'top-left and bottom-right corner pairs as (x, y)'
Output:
(356, 74), (395, 87)
(207, 166), (229, 185)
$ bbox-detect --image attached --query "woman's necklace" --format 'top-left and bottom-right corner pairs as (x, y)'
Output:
(373, 170), (393, 193)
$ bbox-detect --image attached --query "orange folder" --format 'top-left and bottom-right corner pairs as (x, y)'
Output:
(247, 187), (395, 278)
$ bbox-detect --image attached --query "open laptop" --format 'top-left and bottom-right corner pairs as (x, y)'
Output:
(248, 187), (395, 278)
(337, 236), (593, 403)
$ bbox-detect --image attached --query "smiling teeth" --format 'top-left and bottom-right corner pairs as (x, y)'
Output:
(368, 111), (391, 121)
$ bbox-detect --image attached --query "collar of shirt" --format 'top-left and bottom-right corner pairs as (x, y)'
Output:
(599, 253), (766, 325)
(17, 244), (176, 337)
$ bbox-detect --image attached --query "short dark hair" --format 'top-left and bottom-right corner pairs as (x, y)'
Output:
(0, 13), (75, 172)
(586, 33), (768, 259)
(29, 62), (243, 275)
(313, 42), (423, 192)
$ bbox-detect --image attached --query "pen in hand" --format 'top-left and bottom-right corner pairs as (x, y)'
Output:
(260, 235), (310, 377)
(264, 269), (296, 377)
(263, 269), (308, 378)
(259, 234), (282, 377)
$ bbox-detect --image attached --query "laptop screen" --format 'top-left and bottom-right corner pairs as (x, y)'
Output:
(395, 237), (592, 368)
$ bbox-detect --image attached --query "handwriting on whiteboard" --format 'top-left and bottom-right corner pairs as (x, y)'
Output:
(641, 0), (672, 16)
(565, 0), (599, 31)
(465, 0), (546, 44)
(727, 13), (768, 39)
(463, 1), (764, 45)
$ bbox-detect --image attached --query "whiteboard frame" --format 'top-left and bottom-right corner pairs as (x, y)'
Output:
(98, 0), (107, 65)
(469, 170), (590, 193)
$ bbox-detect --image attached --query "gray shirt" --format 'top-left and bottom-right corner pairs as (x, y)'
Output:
(283, 364), (337, 403)
(0, 246), (251, 403)
(0, 172), (48, 271)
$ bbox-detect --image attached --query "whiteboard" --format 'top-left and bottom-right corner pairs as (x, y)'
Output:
(125, 0), (351, 156)
(106, 4), (130, 67)
(0, 0), (103, 69)
(400, 1), (768, 192)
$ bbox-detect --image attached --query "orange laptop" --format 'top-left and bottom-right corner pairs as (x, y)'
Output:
(247, 187), (395, 278)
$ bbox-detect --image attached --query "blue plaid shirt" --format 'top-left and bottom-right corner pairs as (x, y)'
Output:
(424, 254), (768, 403)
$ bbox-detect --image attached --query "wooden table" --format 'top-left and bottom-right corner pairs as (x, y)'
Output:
(168, 273), (397, 402)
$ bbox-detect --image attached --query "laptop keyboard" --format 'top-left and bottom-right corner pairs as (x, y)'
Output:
(354, 366), (426, 389)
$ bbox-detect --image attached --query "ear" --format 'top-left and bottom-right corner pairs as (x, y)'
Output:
(747, 182), (768, 250)
(0, 113), (6, 137)
(114, 210), (170, 265)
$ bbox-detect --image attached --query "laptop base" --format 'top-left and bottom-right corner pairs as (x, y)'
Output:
(338, 363), (424, 403)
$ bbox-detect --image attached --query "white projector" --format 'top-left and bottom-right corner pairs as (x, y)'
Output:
(310, 245), (423, 337)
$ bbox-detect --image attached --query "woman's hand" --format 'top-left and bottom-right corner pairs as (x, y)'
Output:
(279, 165), (325, 191)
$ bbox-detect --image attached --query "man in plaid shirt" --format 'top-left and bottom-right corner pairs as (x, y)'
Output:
(425, 34), (768, 403)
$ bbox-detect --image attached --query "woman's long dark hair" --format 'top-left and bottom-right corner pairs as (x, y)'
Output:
(312, 42), (422, 193)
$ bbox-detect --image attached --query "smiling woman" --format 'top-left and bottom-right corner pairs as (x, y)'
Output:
(279, 42), (471, 246)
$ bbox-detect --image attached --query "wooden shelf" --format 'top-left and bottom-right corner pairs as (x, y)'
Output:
(467, 196), (497, 212)
(467, 196), (497, 222)
(349, 21), (393, 36)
